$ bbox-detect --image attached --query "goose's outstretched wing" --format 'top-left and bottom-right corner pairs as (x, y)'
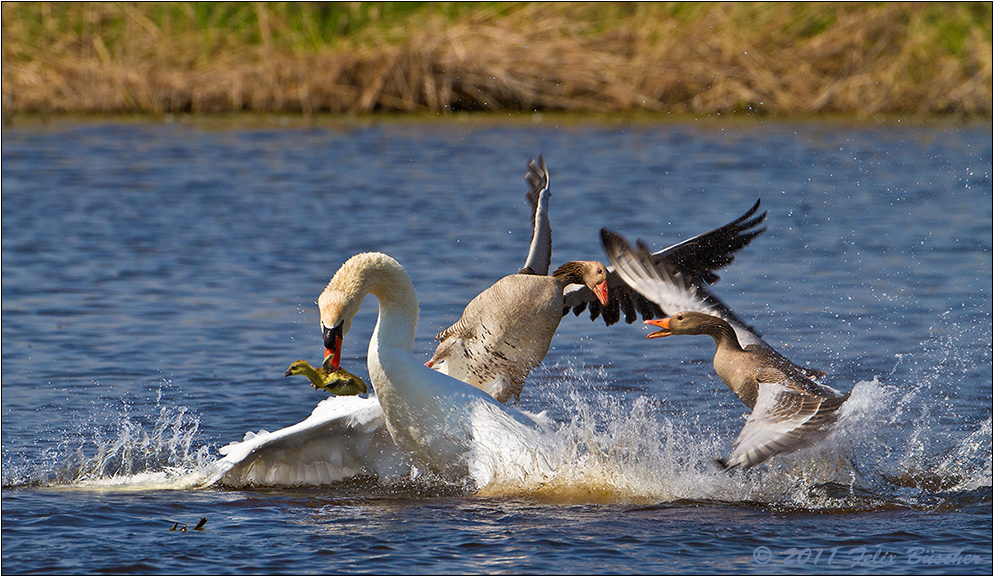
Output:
(721, 381), (849, 469)
(655, 199), (766, 286)
(519, 155), (552, 276)
(600, 227), (827, 380)
(569, 200), (766, 326)
(598, 227), (764, 342)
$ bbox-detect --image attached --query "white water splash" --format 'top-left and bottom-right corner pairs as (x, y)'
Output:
(5, 402), (217, 491)
(6, 354), (989, 509)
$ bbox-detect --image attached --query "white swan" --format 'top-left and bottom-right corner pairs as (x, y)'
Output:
(212, 252), (553, 488)
(319, 252), (550, 475)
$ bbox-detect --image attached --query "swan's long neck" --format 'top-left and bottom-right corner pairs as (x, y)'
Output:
(367, 264), (418, 353)
(340, 253), (419, 352)
(335, 254), (460, 462)
(324, 253), (420, 416)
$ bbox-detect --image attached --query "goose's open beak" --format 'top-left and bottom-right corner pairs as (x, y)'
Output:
(594, 280), (609, 306)
(644, 317), (672, 339)
(322, 321), (344, 371)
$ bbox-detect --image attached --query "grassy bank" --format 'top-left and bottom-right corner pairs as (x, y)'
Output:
(2, 2), (991, 118)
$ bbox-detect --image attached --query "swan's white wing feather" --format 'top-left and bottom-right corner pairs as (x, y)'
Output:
(212, 395), (406, 486)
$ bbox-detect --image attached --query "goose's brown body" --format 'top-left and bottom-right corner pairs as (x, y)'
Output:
(648, 312), (849, 468)
(428, 261), (607, 403)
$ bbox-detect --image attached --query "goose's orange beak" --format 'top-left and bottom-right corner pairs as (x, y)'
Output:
(594, 280), (609, 306)
(322, 321), (344, 371)
(644, 317), (672, 339)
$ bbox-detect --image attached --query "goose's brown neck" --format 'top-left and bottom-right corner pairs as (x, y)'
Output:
(698, 317), (758, 407)
(551, 261), (586, 285)
(700, 318), (743, 353)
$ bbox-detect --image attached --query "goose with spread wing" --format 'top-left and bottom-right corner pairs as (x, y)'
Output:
(428, 155), (768, 404)
(600, 230), (846, 469)
(427, 156), (608, 403)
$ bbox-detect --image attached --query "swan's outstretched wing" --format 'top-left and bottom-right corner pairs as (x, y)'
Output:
(600, 228), (827, 380)
(568, 201), (766, 326)
(211, 395), (406, 487)
(519, 155), (552, 276)
(721, 381), (849, 469)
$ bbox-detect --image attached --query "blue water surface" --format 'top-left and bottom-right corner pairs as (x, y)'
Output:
(2, 118), (991, 574)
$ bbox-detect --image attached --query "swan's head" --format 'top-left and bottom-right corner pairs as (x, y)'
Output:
(317, 252), (413, 370)
(318, 253), (379, 370)
(318, 289), (358, 371)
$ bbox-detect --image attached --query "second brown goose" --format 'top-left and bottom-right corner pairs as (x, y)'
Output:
(647, 312), (848, 468)
(601, 230), (847, 468)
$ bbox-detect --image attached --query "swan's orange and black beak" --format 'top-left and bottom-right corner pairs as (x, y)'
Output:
(322, 321), (344, 371)
(644, 317), (673, 339)
(594, 280), (609, 306)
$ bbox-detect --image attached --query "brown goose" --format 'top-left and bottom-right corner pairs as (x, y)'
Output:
(428, 155), (768, 404)
(427, 260), (608, 403)
(648, 312), (848, 468)
(601, 231), (847, 468)
(600, 228), (824, 380)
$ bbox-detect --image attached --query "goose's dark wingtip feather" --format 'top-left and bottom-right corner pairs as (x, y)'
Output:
(600, 227), (621, 246)
(640, 199), (767, 288)
(524, 154), (549, 206)
(734, 198), (763, 224)
(715, 457), (738, 471)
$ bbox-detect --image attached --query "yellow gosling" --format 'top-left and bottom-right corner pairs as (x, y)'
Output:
(284, 356), (368, 396)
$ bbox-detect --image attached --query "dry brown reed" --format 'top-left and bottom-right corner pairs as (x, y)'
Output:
(2, 2), (991, 118)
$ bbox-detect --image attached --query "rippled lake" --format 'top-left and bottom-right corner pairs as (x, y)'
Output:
(2, 118), (991, 574)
